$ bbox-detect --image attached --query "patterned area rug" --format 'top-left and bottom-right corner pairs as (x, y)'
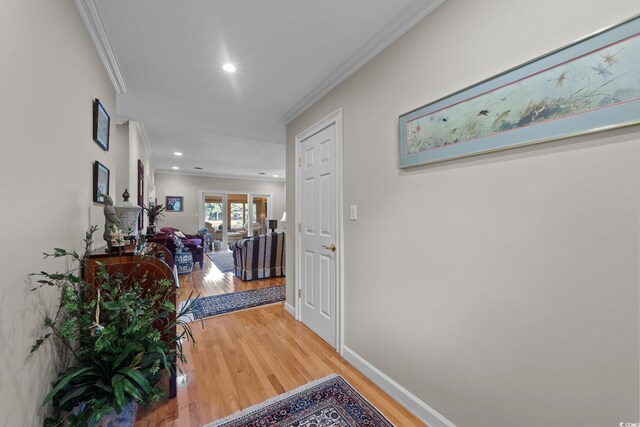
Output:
(186, 285), (286, 321)
(207, 251), (235, 273)
(205, 375), (393, 427)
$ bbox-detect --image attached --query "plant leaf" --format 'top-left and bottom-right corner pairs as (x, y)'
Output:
(112, 347), (132, 369)
(130, 351), (144, 369)
(58, 385), (88, 408)
(121, 378), (143, 402)
(113, 380), (125, 414)
(95, 380), (112, 394)
(118, 367), (151, 394)
(42, 367), (93, 405)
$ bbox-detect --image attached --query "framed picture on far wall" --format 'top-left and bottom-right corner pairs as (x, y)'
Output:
(166, 196), (183, 212)
(92, 98), (110, 151)
(93, 161), (110, 203)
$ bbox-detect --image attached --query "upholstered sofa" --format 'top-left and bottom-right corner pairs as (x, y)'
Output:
(207, 222), (264, 243)
(160, 227), (202, 246)
(230, 232), (285, 281)
(147, 227), (204, 269)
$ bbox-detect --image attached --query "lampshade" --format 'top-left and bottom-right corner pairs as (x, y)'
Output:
(280, 212), (286, 222)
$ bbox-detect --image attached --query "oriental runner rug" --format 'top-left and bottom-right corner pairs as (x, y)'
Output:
(181, 285), (285, 321)
(205, 374), (394, 427)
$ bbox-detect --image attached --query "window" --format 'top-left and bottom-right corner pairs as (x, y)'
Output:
(204, 196), (223, 230)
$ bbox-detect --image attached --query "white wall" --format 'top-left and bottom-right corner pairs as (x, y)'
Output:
(154, 173), (285, 233)
(114, 121), (130, 198)
(128, 122), (155, 208)
(0, 0), (125, 424)
(286, 1), (640, 426)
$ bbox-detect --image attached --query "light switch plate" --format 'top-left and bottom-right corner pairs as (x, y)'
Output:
(350, 205), (357, 220)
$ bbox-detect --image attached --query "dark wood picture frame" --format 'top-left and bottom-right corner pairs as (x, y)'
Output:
(166, 196), (184, 212)
(138, 160), (144, 230)
(93, 161), (110, 204)
(93, 99), (110, 151)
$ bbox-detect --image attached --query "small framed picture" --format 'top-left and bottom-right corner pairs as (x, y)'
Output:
(166, 196), (183, 212)
(93, 161), (110, 203)
(93, 99), (110, 151)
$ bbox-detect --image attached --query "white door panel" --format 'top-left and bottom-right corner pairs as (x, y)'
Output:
(299, 124), (337, 348)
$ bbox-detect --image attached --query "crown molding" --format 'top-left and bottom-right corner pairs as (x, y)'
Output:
(134, 121), (155, 164)
(282, 0), (445, 124)
(155, 170), (286, 182)
(74, 0), (128, 93)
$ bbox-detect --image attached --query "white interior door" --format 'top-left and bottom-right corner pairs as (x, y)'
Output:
(299, 123), (338, 348)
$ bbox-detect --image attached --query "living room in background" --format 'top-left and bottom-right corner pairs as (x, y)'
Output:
(200, 190), (273, 248)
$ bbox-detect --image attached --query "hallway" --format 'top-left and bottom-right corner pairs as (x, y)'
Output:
(135, 256), (423, 426)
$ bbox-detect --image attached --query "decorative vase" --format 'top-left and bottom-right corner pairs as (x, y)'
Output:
(146, 224), (157, 236)
(114, 198), (142, 241)
(175, 249), (193, 275)
(74, 400), (138, 427)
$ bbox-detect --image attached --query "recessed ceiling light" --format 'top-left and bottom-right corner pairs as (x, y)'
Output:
(172, 166), (179, 170)
(194, 167), (203, 170)
(273, 174), (278, 178)
(223, 63), (236, 73)
(174, 152), (183, 156)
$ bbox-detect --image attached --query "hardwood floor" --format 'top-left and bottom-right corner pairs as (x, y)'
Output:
(135, 253), (424, 426)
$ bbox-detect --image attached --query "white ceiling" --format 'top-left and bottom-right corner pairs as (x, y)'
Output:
(88, 0), (443, 179)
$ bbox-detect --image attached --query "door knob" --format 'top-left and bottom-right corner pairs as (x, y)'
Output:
(322, 244), (336, 252)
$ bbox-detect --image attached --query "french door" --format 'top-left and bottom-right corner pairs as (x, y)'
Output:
(200, 191), (272, 247)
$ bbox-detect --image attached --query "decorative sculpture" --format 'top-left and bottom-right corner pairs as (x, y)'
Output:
(100, 192), (122, 251)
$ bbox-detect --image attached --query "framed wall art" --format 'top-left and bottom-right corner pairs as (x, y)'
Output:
(93, 98), (110, 151)
(92, 161), (110, 203)
(137, 160), (144, 230)
(166, 196), (183, 212)
(399, 14), (640, 168)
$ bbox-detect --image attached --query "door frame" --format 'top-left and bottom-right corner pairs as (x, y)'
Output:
(294, 108), (344, 354)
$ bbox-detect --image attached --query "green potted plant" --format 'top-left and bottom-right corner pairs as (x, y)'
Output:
(142, 203), (165, 236)
(31, 226), (198, 426)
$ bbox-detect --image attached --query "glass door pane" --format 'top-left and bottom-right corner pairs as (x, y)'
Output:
(250, 194), (271, 235)
(203, 194), (226, 248)
(227, 194), (248, 230)
(204, 195), (223, 233)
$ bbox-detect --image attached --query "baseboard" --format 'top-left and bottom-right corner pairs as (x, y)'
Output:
(284, 302), (295, 318)
(342, 346), (455, 427)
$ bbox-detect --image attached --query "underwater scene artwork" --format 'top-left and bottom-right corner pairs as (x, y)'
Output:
(399, 16), (640, 167)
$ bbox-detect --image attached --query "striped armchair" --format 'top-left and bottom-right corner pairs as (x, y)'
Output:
(230, 232), (285, 281)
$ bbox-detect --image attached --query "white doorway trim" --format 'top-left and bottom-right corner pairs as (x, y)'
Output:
(294, 108), (344, 354)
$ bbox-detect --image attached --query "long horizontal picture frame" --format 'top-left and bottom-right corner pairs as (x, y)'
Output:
(399, 14), (640, 168)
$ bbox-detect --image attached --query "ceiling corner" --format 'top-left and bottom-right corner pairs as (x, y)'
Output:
(282, 0), (446, 124)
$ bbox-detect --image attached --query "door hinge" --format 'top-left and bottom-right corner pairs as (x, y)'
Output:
(298, 289), (302, 298)
(298, 157), (302, 167)
(298, 223), (302, 232)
